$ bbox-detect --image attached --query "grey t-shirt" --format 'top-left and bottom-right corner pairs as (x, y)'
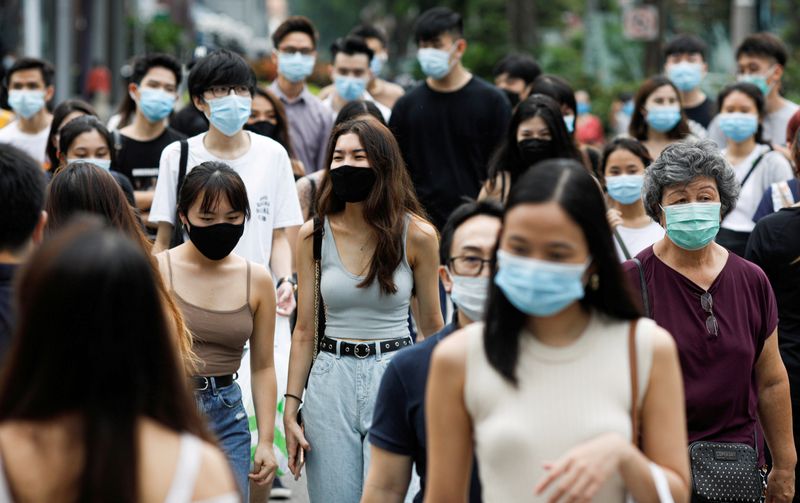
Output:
(708, 98), (799, 148)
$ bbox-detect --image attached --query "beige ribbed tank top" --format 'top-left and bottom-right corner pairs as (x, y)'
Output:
(464, 312), (656, 502)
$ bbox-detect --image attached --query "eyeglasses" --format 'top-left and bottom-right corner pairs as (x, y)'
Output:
(700, 292), (719, 338)
(277, 47), (315, 56)
(449, 255), (492, 277)
(204, 85), (251, 98)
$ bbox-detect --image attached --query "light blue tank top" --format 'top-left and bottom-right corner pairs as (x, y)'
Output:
(320, 215), (414, 340)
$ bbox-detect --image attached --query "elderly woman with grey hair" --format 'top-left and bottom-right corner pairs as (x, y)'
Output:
(624, 139), (796, 502)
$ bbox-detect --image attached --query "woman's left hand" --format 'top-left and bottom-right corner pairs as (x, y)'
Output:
(767, 466), (795, 503)
(276, 282), (296, 316)
(249, 441), (278, 486)
(535, 432), (631, 502)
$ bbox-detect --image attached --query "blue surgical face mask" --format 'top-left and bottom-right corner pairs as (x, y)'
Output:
(207, 94), (252, 137)
(494, 250), (590, 317)
(417, 46), (455, 80)
(646, 105), (681, 133)
(718, 112), (758, 143)
(622, 100), (635, 116)
(278, 52), (316, 83)
(738, 68), (774, 97)
(8, 90), (46, 119)
(662, 202), (721, 251)
(448, 271), (490, 322)
(577, 102), (591, 116)
(606, 174), (644, 205)
(68, 157), (111, 171)
(667, 62), (704, 92)
(370, 53), (387, 76)
(138, 88), (176, 122)
(334, 75), (368, 102)
(563, 114), (575, 134)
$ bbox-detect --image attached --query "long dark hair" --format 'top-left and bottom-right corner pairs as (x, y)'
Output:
(254, 87), (297, 159)
(46, 99), (96, 171)
(57, 115), (116, 171)
(0, 219), (210, 503)
(316, 117), (427, 295)
(483, 159), (641, 384)
(487, 94), (581, 189)
(717, 82), (767, 145)
(629, 75), (691, 141)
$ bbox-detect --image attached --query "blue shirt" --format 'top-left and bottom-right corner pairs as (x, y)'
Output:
(370, 323), (482, 502)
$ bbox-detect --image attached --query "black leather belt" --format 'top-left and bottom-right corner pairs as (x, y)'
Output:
(193, 374), (236, 390)
(319, 336), (412, 359)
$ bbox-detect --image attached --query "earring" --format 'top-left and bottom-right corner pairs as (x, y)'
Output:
(590, 273), (600, 291)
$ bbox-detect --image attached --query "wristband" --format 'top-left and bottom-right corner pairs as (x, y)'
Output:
(284, 393), (303, 404)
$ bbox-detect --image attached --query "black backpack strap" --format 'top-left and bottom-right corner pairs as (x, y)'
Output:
(632, 258), (651, 318)
(168, 139), (190, 249)
(740, 146), (773, 188)
(614, 229), (632, 261)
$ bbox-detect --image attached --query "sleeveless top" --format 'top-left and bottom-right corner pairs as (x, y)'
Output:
(0, 433), (240, 503)
(166, 252), (254, 376)
(464, 313), (656, 502)
(320, 215), (414, 340)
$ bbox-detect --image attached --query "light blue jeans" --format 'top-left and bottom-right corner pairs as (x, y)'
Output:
(303, 341), (397, 503)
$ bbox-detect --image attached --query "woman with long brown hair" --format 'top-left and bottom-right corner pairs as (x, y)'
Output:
(629, 75), (695, 159)
(45, 162), (194, 368)
(283, 117), (443, 501)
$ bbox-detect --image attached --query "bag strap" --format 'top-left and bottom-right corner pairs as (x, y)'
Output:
(632, 258), (651, 318)
(312, 216), (324, 361)
(740, 146), (772, 188)
(614, 229), (632, 261)
(629, 320), (640, 446)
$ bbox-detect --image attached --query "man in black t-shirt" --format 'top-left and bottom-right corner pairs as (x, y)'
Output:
(115, 53), (186, 222)
(389, 7), (511, 230)
(663, 34), (715, 129)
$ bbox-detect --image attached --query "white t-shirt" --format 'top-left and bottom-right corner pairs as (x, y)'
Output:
(321, 91), (392, 123)
(0, 120), (50, 167)
(721, 143), (794, 232)
(149, 131), (304, 266)
(613, 221), (665, 262)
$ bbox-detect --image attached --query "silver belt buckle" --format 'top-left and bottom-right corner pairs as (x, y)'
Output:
(196, 376), (209, 391)
(354, 342), (371, 359)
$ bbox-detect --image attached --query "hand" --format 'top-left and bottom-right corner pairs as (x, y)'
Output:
(249, 441), (278, 486)
(606, 209), (623, 230)
(767, 466), (795, 503)
(276, 282), (296, 317)
(535, 432), (631, 503)
(284, 413), (310, 480)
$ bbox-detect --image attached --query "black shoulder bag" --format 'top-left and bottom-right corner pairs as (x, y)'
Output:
(688, 432), (766, 502)
(168, 139), (189, 249)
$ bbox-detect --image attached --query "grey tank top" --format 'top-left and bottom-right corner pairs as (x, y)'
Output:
(320, 215), (413, 340)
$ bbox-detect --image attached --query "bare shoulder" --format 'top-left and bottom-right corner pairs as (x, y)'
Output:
(250, 262), (275, 291)
(408, 216), (438, 244)
(298, 219), (316, 241)
(646, 323), (678, 362)
(191, 440), (239, 500)
(431, 325), (474, 373)
(383, 80), (405, 98)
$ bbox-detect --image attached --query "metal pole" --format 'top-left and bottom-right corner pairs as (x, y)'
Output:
(23, 0), (42, 57)
(54, 0), (73, 103)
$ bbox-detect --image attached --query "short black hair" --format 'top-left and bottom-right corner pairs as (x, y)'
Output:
(330, 36), (374, 63)
(334, 100), (387, 127)
(0, 144), (46, 252)
(492, 54), (541, 85)
(178, 161), (251, 220)
(529, 74), (577, 115)
(664, 34), (708, 61)
(4, 57), (54, 88)
(188, 49), (256, 100)
(736, 32), (788, 67)
(414, 7), (463, 43)
(272, 16), (319, 49)
(130, 53), (182, 87)
(349, 24), (388, 47)
(439, 199), (503, 265)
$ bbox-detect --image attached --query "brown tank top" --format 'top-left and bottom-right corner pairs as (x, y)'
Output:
(166, 252), (254, 376)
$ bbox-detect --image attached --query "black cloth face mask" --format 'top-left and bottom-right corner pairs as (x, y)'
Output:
(186, 220), (245, 261)
(329, 165), (377, 203)
(518, 138), (557, 167)
(244, 120), (279, 140)
(502, 88), (520, 108)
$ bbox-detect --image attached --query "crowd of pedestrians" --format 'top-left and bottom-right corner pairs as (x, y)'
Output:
(0, 5), (799, 503)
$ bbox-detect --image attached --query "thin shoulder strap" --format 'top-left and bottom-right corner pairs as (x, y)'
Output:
(165, 251), (175, 290)
(163, 434), (203, 503)
(614, 229), (632, 261)
(245, 261), (252, 303)
(629, 320), (640, 447)
(741, 145), (773, 188)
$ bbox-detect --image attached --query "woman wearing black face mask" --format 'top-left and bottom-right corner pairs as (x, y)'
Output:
(245, 87), (305, 179)
(283, 117), (444, 501)
(480, 94), (581, 203)
(155, 161), (279, 499)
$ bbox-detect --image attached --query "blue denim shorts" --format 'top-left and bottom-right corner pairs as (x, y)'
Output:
(195, 380), (251, 500)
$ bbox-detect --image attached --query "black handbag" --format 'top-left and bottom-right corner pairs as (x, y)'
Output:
(688, 435), (765, 502)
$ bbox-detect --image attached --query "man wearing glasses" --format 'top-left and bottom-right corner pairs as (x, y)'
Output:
(269, 16), (334, 174)
(362, 200), (503, 503)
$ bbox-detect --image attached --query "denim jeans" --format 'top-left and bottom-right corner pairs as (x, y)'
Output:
(303, 341), (398, 503)
(196, 380), (251, 500)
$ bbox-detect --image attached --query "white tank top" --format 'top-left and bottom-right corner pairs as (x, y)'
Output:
(0, 433), (240, 503)
(464, 313), (656, 502)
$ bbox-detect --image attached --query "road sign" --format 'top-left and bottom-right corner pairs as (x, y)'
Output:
(623, 6), (659, 41)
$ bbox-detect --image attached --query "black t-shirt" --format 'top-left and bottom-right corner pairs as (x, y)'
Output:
(745, 207), (800, 376)
(685, 96), (715, 129)
(390, 77), (511, 229)
(370, 323), (482, 503)
(115, 127), (186, 189)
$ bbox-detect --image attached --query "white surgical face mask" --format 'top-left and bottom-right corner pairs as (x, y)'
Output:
(448, 269), (490, 322)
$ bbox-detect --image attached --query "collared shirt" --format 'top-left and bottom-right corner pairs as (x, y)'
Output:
(269, 82), (334, 173)
(321, 91), (392, 123)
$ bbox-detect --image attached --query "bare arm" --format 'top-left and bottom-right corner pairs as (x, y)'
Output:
(408, 218), (444, 340)
(423, 332), (473, 503)
(478, 173), (507, 202)
(134, 190), (155, 211)
(153, 221), (173, 254)
(361, 447), (413, 503)
(271, 228), (297, 316)
(757, 331), (796, 503)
